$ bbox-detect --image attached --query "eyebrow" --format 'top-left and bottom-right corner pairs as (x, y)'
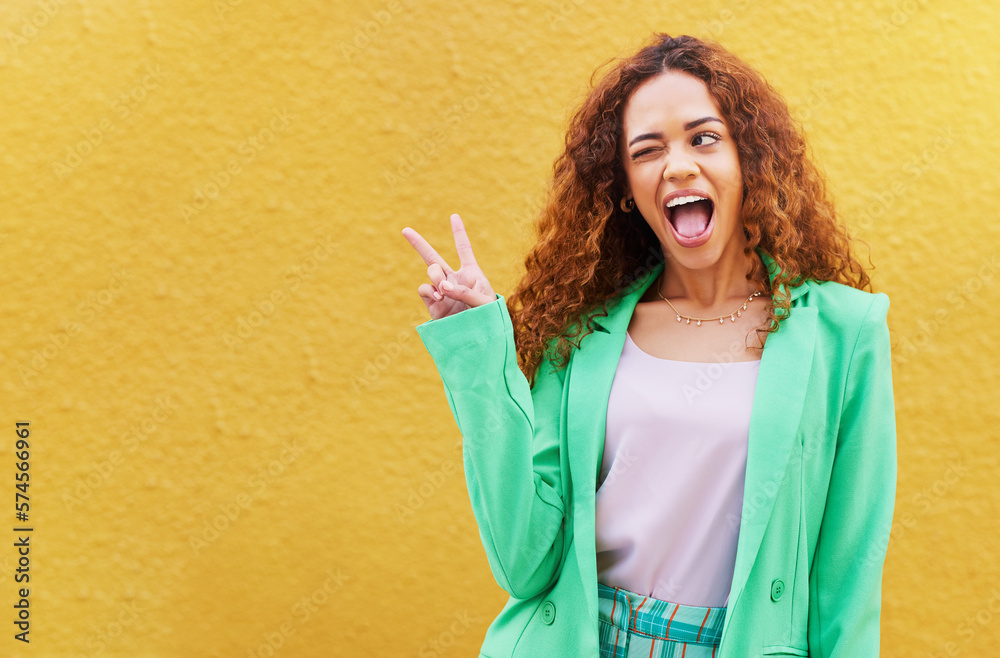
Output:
(627, 116), (724, 147)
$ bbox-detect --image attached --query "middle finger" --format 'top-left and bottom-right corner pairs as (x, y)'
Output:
(402, 226), (455, 276)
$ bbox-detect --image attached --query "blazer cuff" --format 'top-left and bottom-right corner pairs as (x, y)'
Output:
(414, 293), (507, 356)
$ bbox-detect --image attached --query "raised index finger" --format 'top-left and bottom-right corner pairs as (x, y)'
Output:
(401, 226), (455, 275)
(450, 213), (478, 268)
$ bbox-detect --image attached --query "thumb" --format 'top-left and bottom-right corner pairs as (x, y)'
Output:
(440, 279), (496, 308)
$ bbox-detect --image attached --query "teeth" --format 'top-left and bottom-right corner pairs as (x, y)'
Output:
(666, 195), (710, 209)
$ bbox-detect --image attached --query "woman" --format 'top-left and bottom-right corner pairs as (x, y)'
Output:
(402, 33), (896, 658)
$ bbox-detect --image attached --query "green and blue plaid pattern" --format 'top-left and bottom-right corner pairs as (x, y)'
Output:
(598, 582), (726, 657)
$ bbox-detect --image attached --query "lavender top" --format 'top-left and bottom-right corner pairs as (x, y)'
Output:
(595, 331), (761, 608)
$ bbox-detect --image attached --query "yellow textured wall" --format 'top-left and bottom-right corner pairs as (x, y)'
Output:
(0, 0), (997, 655)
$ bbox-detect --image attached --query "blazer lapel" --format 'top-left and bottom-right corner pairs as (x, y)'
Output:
(719, 253), (815, 645)
(563, 248), (815, 629)
(565, 261), (662, 623)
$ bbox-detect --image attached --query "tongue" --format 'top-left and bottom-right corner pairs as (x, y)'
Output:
(671, 199), (712, 238)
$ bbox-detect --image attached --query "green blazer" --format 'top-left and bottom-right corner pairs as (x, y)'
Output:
(415, 247), (897, 657)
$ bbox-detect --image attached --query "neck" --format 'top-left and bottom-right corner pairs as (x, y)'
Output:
(657, 237), (766, 310)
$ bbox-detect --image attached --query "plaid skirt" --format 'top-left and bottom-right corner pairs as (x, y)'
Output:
(598, 582), (727, 657)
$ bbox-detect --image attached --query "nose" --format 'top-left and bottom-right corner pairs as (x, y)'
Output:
(662, 150), (698, 182)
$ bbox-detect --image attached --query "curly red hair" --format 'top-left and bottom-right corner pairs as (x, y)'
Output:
(507, 33), (874, 387)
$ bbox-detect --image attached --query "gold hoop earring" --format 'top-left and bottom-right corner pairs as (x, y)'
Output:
(620, 197), (635, 213)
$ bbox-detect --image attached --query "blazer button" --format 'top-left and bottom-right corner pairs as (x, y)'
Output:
(770, 579), (785, 602)
(541, 601), (556, 625)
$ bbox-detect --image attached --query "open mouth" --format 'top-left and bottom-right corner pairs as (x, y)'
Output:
(665, 197), (714, 239)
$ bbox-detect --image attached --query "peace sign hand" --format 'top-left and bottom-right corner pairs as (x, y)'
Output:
(402, 213), (498, 321)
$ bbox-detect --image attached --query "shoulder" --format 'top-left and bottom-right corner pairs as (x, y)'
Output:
(800, 279), (890, 326)
(794, 280), (891, 363)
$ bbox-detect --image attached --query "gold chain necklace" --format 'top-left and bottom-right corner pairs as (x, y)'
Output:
(655, 272), (763, 326)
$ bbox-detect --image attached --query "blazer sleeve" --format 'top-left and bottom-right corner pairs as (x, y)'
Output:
(808, 292), (897, 656)
(415, 294), (568, 600)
